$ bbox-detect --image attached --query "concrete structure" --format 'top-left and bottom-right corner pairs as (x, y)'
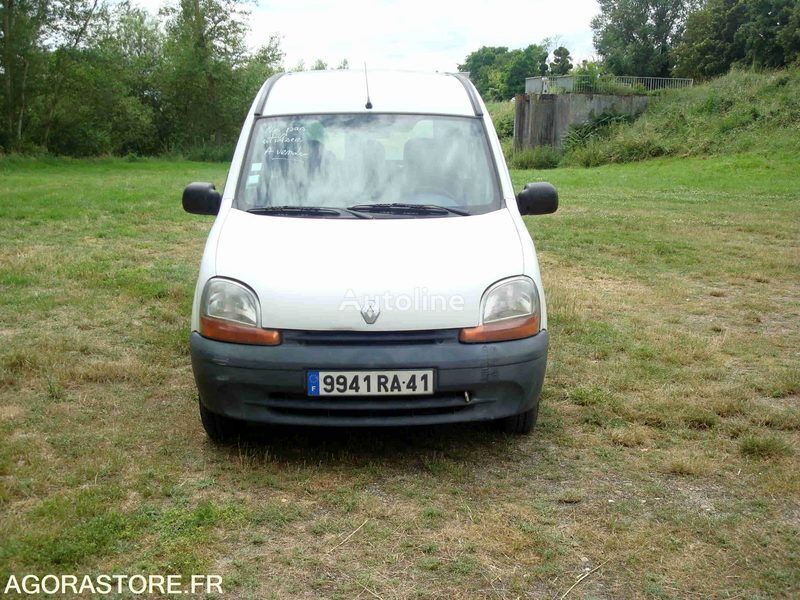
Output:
(513, 93), (650, 149)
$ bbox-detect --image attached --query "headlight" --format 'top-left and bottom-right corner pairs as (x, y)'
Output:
(459, 277), (541, 343)
(199, 278), (280, 345)
(482, 277), (538, 323)
(203, 278), (259, 326)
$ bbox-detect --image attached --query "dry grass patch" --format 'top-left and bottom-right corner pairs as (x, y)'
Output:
(660, 451), (713, 477)
(556, 489), (584, 504)
(73, 356), (162, 384)
(759, 407), (800, 431)
(609, 425), (652, 447)
(679, 405), (719, 430)
(710, 395), (750, 418)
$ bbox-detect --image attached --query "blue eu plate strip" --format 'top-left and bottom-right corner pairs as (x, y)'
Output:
(307, 371), (320, 396)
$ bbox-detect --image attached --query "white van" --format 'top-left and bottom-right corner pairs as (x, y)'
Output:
(183, 70), (558, 441)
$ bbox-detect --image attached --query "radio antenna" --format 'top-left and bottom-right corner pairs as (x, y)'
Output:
(363, 63), (373, 109)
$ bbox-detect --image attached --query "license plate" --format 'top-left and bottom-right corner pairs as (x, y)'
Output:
(307, 370), (434, 396)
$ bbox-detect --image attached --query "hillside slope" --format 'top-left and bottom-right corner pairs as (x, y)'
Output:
(563, 69), (800, 167)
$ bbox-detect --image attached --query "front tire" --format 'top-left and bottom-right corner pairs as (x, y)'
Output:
(496, 403), (539, 435)
(199, 401), (244, 443)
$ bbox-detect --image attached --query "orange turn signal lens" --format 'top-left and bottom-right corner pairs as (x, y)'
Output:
(200, 316), (281, 346)
(458, 314), (540, 343)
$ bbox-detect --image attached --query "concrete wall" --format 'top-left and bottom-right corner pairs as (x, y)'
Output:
(513, 93), (650, 149)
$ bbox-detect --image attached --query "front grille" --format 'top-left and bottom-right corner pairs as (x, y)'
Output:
(246, 391), (489, 419)
(281, 328), (458, 346)
(268, 404), (474, 418)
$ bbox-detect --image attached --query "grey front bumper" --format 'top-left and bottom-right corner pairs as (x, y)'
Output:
(190, 329), (548, 427)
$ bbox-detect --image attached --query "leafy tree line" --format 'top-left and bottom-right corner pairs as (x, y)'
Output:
(593, 0), (800, 79)
(458, 43), (575, 100)
(463, 0), (800, 100)
(0, 0), (340, 157)
(673, 0), (800, 77)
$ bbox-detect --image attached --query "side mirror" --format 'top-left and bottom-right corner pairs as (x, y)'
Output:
(516, 182), (558, 215)
(183, 182), (221, 215)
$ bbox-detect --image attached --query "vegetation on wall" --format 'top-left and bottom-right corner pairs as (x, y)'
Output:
(562, 68), (800, 166)
(487, 68), (800, 169)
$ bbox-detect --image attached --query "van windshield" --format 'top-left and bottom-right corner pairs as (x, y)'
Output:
(235, 114), (502, 216)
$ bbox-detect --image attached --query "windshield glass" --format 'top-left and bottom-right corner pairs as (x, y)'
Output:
(235, 114), (501, 215)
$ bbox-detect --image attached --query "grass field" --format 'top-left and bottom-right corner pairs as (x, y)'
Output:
(1, 153), (798, 598)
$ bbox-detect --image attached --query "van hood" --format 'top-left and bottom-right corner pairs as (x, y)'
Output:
(214, 208), (524, 331)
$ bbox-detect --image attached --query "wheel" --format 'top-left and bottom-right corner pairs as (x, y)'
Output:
(496, 403), (539, 435)
(199, 401), (244, 443)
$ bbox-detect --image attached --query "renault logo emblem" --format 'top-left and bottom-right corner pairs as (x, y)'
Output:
(361, 300), (380, 324)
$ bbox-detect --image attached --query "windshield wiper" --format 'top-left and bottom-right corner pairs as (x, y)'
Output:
(247, 206), (367, 218)
(347, 203), (471, 216)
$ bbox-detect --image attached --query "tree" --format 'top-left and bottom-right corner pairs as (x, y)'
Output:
(777, 0), (800, 65)
(591, 0), (692, 77)
(505, 44), (549, 96)
(235, 34), (283, 114)
(458, 46), (510, 99)
(736, 0), (800, 69)
(459, 44), (548, 100)
(673, 0), (746, 77)
(549, 46), (573, 75)
(0, 0), (122, 151)
(310, 58), (327, 70)
(1, 0), (283, 155)
(673, 0), (800, 78)
(1, 1), (56, 149)
(41, 1), (111, 151)
(159, 0), (250, 147)
(336, 58), (349, 69)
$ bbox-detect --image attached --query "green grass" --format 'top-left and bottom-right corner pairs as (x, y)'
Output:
(1, 153), (798, 597)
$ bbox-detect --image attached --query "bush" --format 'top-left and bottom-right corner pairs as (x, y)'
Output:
(508, 146), (561, 169)
(166, 143), (235, 163)
(563, 138), (608, 167)
(562, 111), (634, 152)
(486, 101), (515, 139)
(500, 138), (514, 162)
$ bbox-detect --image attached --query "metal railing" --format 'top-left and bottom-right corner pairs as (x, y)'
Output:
(525, 75), (693, 95)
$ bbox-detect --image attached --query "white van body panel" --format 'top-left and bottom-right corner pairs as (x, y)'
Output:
(191, 70), (548, 332)
(264, 70), (475, 117)
(213, 208), (523, 331)
(471, 89), (548, 330)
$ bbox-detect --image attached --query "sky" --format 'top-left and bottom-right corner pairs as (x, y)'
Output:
(133, 0), (601, 72)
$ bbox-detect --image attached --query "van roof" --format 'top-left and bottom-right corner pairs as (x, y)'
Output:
(257, 70), (480, 117)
